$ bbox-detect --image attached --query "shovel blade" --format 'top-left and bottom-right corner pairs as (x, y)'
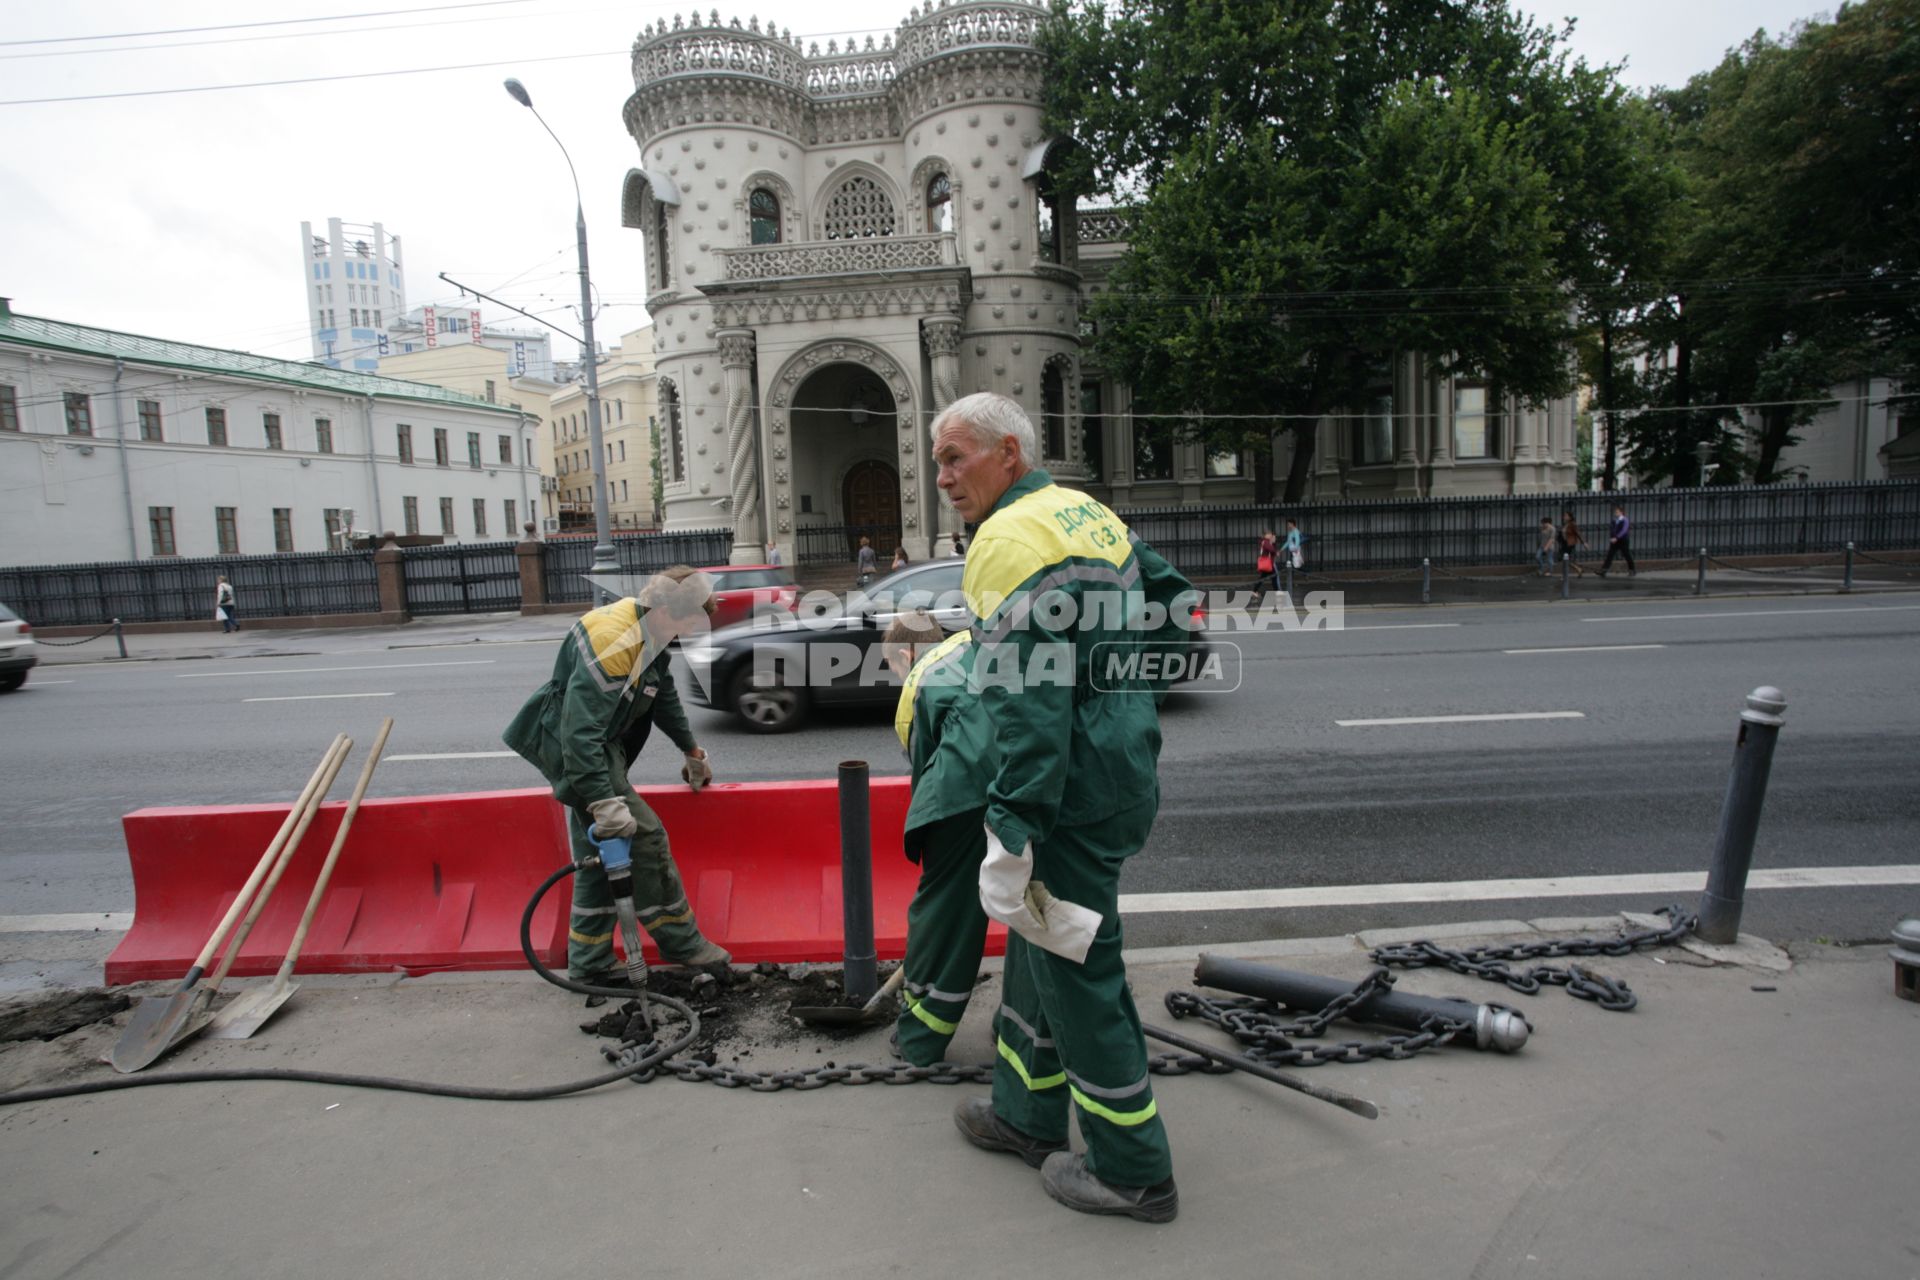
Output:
(789, 1003), (887, 1028)
(202, 980), (297, 1040)
(109, 987), (212, 1073)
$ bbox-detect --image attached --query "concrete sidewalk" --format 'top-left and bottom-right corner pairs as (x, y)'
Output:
(33, 609), (581, 667)
(0, 918), (1912, 1278)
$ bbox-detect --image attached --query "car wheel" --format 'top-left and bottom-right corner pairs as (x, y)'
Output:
(0, 673), (24, 693)
(729, 665), (807, 733)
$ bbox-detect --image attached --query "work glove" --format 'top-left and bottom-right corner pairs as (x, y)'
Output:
(681, 748), (713, 793)
(588, 796), (637, 840)
(977, 826), (1101, 964)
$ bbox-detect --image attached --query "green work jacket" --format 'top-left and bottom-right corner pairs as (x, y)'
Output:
(502, 597), (696, 808)
(961, 469), (1195, 852)
(893, 629), (997, 860)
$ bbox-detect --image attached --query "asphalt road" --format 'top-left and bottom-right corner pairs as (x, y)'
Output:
(3, 594), (1917, 946)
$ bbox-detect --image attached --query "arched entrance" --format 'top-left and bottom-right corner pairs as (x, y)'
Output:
(782, 358), (905, 564)
(842, 459), (902, 559)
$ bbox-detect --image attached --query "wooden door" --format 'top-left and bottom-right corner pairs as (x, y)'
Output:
(842, 460), (901, 558)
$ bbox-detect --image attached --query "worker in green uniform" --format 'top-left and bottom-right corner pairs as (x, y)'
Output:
(932, 391), (1196, 1224)
(883, 610), (996, 1067)
(503, 565), (731, 1003)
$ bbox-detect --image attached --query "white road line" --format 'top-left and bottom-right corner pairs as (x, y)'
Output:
(1336, 711), (1585, 727)
(1326, 623), (1462, 632)
(244, 692), (396, 703)
(1585, 603), (1920, 623)
(31, 679), (76, 684)
(1504, 644), (1667, 655)
(0, 912), (133, 934)
(179, 659), (495, 679)
(1119, 864), (1920, 915)
(385, 750), (520, 761)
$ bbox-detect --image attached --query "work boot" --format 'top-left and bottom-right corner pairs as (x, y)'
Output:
(668, 938), (732, 973)
(1040, 1151), (1178, 1224)
(952, 1097), (1067, 1168)
(575, 969), (633, 1009)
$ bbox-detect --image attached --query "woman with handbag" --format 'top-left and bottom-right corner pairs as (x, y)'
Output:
(1255, 529), (1278, 597)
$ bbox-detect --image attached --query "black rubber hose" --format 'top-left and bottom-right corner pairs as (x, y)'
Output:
(0, 863), (697, 1107)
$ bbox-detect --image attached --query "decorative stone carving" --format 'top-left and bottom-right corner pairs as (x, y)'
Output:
(717, 233), (945, 280)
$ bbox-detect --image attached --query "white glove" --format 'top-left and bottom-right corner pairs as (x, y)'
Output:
(977, 826), (1101, 964)
(587, 797), (637, 840)
(681, 748), (713, 792)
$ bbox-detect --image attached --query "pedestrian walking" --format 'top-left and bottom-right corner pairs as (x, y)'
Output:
(1558, 510), (1585, 577)
(1255, 529), (1278, 596)
(1283, 518), (1304, 572)
(882, 609), (994, 1067)
(1597, 504), (1636, 577)
(214, 575), (239, 633)
(856, 534), (877, 583)
(764, 538), (781, 567)
(891, 545), (910, 572)
(951, 531), (967, 558)
(1536, 517), (1557, 575)
(931, 390), (1194, 1224)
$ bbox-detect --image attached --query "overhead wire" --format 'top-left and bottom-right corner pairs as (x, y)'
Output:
(0, 0), (538, 48)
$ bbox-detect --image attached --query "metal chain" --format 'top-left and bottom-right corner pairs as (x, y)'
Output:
(1161, 969), (1474, 1069)
(1367, 904), (1699, 1012)
(1852, 549), (1920, 574)
(1704, 555), (1845, 577)
(34, 623), (121, 647)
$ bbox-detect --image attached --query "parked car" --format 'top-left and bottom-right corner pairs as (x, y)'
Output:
(0, 604), (38, 692)
(693, 564), (798, 630)
(680, 560), (1212, 732)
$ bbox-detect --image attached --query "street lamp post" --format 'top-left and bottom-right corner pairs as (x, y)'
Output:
(504, 77), (617, 594)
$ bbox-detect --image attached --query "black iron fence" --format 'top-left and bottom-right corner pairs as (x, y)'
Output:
(1118, 481), (1920, 579)
(795, 523), (903, 567)
(401, 541), (523, 617)
(0, 550), (379, 627)
(542, 528), (735, 604)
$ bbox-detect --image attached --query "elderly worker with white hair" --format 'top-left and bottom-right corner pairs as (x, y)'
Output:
(933, 391), (1196, 1224)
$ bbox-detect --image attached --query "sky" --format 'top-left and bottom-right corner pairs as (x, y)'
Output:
(0, 0), (1831, 366)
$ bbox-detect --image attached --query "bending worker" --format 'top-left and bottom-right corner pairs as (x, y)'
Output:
(883, 610), (995, 1066)
(504, 566), (731, 1003)
(932, 391), (1196, 1224)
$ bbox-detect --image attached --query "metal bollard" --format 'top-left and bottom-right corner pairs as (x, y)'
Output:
(1890, 919), (1920, 1002)
(1421, 558), (1430, 605)
(1560, 547), (1571, 600)
(113, 618), (127, 660)
(1696, 687), (1787, 944)
(1284, 558), (1295, 601)
(837, 760), (878, 1003)
(1194, 955), (1530, 1052)
(1843, 542), (1854, 593)
(1695, 548), (1707, 596)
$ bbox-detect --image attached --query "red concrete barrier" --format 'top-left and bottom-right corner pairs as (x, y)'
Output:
(105, 777), (1006, 984)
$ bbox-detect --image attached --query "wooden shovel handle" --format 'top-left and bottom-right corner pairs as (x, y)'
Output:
(273, 718), (393, 981)
(185, 734), (345, 978)
(207, 735), (352, 989)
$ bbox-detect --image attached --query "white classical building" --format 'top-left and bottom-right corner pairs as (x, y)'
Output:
(623, 1), (1580, 562)
(0, 299), (542, 567)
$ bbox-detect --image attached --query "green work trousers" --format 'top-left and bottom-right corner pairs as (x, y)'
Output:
(566, 793), (707, 977)
(895, 810), (992, 1067)
(990, 802), (1172, 1189)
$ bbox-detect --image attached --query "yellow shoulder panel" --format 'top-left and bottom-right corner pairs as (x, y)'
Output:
(895, 629), (971, 750)
(580, 598), (645, 679)
(964, 484), (1134, 621)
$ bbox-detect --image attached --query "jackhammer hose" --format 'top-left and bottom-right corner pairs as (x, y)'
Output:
(0, 865), (698, 1108)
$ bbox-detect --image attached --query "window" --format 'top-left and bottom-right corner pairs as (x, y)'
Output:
(263, 413), (283, 450)
(136, 399), (163, 441)
(0, 384), (18, 431)
(350, 308), (360, 328)
(749, 187), (781, 244)
(206, 406), (228, 447)
(273, 507), (294, 553)
(149, 507), (176, 556)
(1453, 384), (1498, 459)
(663, 382), (684, 481)
(650, 200), (670, 292)
(434, 428), (449, 467)
(1041, 363), (1067, 460)
(403, 496), (420, 534)
(439, 497), (454, 535)
(1205, 448), (1242, 477)
(1134, 421), (1175, 481)
(618, 440), (626, 462)
(621, 479), (629, 502)
(822, 174), (897, 240)
(315, 418), (334, 453)
(498, 434), (512, 464)
(473, 498), (488, 537)
(64, 392), (93, 436)
(1080, 381), (1104, 479)
(323, 507), (343, 550)
(927, 172), (953, 233)
(485, 379), (496, 403)
(467, 432), (482, 468)
(1035, 176), (1062, 264)
(504, 499), (516, 535)
(397, 423), (414, 463)
(216, 506), (239, 554)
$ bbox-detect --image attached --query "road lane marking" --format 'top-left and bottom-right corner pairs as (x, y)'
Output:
(385, 750), (520, 761)
(244, 692), (395, 702)
(31, 679), (76, 684)
(1323, 623), (1462, 632)
(1504, 644), (1667, 654)
(1118, 864), (1920, 915)
(1336, 711), (1585, 727)
(180, 659), (494, 678)
(1585, 604), (1920, 623)
(0, 913), (134, 933)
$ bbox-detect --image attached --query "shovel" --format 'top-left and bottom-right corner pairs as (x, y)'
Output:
(790, 964), (907, 1028)
(110, 735), (348, 1073)
(207, 719), (393, 1039)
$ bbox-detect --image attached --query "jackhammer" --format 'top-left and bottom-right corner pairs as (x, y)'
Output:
(585, 825), (653, 1035)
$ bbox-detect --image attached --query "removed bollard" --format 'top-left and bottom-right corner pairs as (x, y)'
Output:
(1193, 955), (1531, 1054)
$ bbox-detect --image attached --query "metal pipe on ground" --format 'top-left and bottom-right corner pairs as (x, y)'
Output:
(838, 760), (877, 1003)
(1696, 686), (1787, 944)
(1192, 955), (1531, 1053)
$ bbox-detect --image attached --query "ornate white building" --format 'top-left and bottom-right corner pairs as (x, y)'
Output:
(625, 1), (1579, 562)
